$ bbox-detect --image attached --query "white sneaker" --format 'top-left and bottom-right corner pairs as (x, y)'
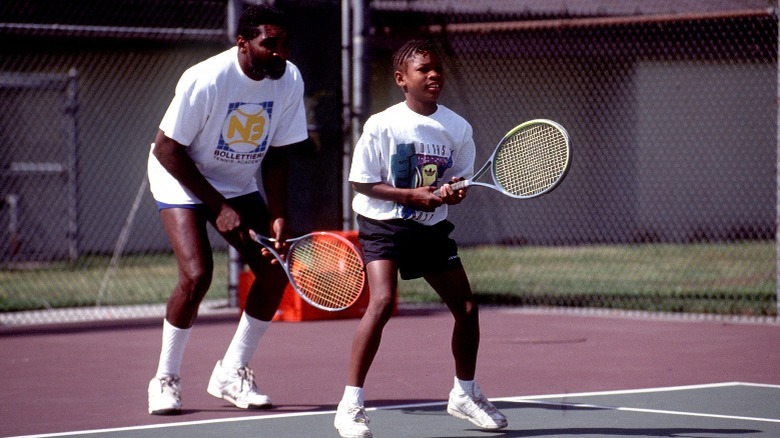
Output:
(447, 383), (507, 429)
(206, 360), (272, 409)
(147, 375), (182, 415)
(334, 402), (372, 438)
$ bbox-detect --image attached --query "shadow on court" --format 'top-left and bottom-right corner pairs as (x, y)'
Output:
(1, 306), (779, 437)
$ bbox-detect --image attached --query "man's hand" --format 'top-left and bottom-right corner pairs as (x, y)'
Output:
(215, 203), (254, 247)
(255, 217), (287, 264)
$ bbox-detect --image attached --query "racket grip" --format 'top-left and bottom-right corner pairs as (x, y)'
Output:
(433, 180), (468, 197)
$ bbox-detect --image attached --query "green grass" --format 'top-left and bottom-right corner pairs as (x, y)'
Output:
(1, 242), (776, 316)
(400, 241), (777, 316)
(0, 253), (227, 311)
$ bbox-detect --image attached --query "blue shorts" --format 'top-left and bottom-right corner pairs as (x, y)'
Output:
(156, 201), (203, 211)
(156, 192), (270, 231)
(356, 215), (462, 280)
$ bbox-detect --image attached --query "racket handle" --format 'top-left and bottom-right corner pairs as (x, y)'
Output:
(433, 180), (468, 197)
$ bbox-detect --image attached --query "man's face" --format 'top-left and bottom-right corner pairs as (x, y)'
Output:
(239, 24), (290, 80)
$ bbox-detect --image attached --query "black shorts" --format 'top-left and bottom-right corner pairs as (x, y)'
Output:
(356, 215), (462, 280)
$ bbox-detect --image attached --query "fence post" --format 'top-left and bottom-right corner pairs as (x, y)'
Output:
(65, 68), (79, 260)
(228, 246), (242, 307)
(776, 1), (780, 318)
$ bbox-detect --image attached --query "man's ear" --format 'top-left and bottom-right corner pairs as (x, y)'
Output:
(236, 35), (248, 53)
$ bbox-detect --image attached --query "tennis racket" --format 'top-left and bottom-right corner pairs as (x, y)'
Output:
(434, 119), (570, 199)
(252, 231), (366, 312)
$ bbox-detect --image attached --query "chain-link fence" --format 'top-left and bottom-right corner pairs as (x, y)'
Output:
(373, 3), (778, 318)
(1, 1), (777, 325)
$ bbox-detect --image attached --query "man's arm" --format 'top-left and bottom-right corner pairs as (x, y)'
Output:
(261, 143), (292, 240)
(152, 130), (244, 236)
(152, 130), (225, 211)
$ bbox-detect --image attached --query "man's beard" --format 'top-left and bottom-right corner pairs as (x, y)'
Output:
(253, 57), (286, 80)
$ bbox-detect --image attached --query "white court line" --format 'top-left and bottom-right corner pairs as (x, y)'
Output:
(9, 410), (341, 438)
(12, 382), (780, 437)
(497, 381), (780, 425)
(493, 381), (780, 402)
(510, 399), (780, 424)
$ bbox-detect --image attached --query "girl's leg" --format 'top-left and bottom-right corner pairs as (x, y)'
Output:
(346, 259), (399, 387)
(426, 268), (508, 430)
(424, 267), (479, 380)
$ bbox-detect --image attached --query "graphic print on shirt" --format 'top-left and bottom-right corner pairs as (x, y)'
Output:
(390, 142), (453, 221)
(214, 102), (273, 164)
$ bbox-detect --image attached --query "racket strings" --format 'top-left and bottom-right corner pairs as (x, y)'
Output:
(287, 236), (365, 309)
(495, 124), (569, 197)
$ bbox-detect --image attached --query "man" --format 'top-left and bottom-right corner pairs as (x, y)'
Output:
(146, 4), (308, 415)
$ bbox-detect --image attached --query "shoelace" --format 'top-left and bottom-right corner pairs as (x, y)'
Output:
(347, 406), (370, 425)
(457, 393), (497, 421)
(159, 376), (181, 396)
(235, 366), (256, 394)
(474, 393), (506, 422)
(475, 394), (499, 415)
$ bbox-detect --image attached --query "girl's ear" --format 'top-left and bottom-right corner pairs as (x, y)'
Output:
(394, 70), (405, 87)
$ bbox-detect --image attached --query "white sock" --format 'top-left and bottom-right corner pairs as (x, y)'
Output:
(342, 386), (364, 406)
(454, 377), (475, 395)
(221, 312), (271, 369)
(155, 319), (192, 378)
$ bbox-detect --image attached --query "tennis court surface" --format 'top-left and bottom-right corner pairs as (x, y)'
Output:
(2, 306), (779, 437)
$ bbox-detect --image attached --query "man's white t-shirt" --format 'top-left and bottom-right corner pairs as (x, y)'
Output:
(349, 102), (475, 225)
(148, 46), (308, 204)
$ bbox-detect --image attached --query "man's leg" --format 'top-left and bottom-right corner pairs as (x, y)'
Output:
(206, 197), (287, 409)
(149, 208), (212, 415)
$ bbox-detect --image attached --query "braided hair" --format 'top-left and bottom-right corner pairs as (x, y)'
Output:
(392, 39), (440, 72)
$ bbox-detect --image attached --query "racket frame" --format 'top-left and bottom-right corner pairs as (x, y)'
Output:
(439, 119), (571, 199)
(252, 231), (366, 312)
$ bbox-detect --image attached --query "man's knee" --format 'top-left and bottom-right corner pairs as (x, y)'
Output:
(177, 266), (212, 297)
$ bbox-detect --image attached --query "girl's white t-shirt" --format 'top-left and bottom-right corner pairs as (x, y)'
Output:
(148, 46), (308, 204)
(349, 102), (475, 225)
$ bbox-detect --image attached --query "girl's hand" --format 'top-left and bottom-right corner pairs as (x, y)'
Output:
(436, 177), (467, 205)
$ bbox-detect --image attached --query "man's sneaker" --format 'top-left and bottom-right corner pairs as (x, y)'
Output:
(447, 383), (508, 429)
(334, 402), (372, 438)
(148, 375), (182, 415)
(206, 360), (272, 409)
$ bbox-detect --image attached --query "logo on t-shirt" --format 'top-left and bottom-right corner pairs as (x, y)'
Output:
(391, 142), (453, 220)
(214, 102), (273, 164)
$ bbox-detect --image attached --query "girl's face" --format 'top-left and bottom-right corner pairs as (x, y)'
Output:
(395, 51), (444, 115)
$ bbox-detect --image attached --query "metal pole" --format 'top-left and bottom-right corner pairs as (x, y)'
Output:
(351, 0), (365, 144)
(97, 175), (149, 307)
(341, 0), (353, 230)
(775, 1), (780, 318)
(65, 68), (79, 261)
(5, 194), (19, 256)
(426, 8), (773, 34)
(227, 246), (241, 307)
(342, 0), (369, 231)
